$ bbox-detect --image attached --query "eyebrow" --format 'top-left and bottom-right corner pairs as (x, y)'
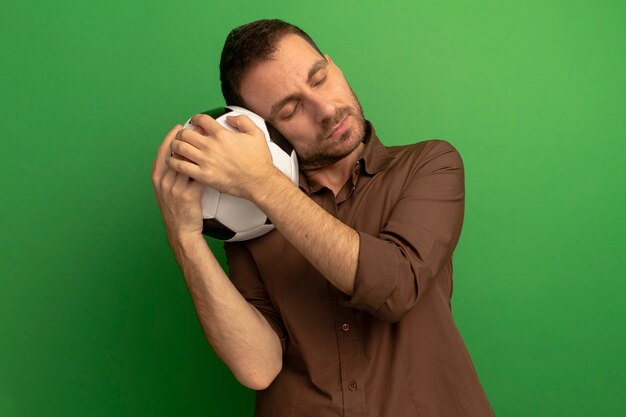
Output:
(269, 58), (329, 119)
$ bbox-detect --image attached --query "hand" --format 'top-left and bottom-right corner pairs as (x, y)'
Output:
(167, 114), (278, 200)
(151, 124), (206, 243)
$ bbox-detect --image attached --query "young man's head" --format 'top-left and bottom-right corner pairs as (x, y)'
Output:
(220, 19), (367, 170)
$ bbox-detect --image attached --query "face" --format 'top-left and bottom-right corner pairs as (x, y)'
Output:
(239, 33), (366, 170)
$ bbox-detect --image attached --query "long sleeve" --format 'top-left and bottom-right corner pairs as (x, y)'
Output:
(224, 133), (493, 415)
(224, 241), (289, 353)
(342, 140), (465, 322)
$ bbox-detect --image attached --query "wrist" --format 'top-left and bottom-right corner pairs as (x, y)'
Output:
(169, 231), (205, 250)
(245, 166), (295, 206)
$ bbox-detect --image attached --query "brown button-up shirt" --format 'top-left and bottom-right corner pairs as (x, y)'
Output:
(224, 122), (494, 416)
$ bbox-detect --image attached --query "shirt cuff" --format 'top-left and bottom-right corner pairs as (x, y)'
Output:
(342, 231), (401, 314)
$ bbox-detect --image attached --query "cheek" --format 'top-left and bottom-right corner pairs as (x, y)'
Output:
(327, 71), (352, 97)
(278, 123), (313, 151)
(286, 114), (318, 138)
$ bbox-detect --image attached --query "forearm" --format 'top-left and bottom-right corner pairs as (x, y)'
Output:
(253, 171), (359, 295)
(171, 234), (282, 389)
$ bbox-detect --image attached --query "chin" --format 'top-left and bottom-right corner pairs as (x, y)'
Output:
(299, 116), (366, 170)
(328, 128), (363, 161)
(343, 117), (366, 147)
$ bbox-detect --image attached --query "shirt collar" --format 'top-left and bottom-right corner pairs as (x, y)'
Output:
(359, 120), (393, 175)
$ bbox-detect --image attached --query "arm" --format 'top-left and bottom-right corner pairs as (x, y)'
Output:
(167, 114), (359, 295)
(170, 115), (464, 323)
(252, 173), (360, 295)
(152, 125), (282, 390)
(345, 140), (465, 321)
(173, 235), (283, 390)
(251, 140), (464, 322)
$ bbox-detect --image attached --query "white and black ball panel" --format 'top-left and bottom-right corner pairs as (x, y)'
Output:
(184, 107), (232, 135)
(215, 194), (267, 232)
(182, 105), (299, 242)
(202, 217), (237, 241)
(200, 106), (234, 121)
(265, 123), (294, 154)
(200, 186), (220, 218)
(230, 224), (275, 242)
(268, 142), (296, 179)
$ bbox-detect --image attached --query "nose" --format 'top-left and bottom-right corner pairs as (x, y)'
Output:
(307, 90), (335, 123)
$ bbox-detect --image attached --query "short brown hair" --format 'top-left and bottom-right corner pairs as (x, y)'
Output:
(219, 19), (323, 107)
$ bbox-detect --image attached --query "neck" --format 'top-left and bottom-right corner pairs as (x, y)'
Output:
(302, 141), (365, 196)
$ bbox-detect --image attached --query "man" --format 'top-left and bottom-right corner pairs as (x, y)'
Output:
(151, 19), (494, 417)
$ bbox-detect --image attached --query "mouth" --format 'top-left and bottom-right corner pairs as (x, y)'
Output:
(327, 115), (350, 140)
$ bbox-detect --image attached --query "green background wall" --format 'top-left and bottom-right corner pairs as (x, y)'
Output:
(1, 0), (624, 415)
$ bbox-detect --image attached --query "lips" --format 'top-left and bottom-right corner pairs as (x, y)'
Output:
(328, 116), (349, 139)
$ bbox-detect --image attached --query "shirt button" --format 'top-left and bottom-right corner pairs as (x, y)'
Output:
(348, 381), (358, 391)
(341, 323), (350, 332)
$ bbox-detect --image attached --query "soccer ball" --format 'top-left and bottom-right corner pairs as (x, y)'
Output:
(182, 106), (299, 242)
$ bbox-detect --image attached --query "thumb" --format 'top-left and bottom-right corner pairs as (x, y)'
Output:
(226, 115), (263, 137)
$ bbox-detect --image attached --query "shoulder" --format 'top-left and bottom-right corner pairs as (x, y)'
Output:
(385, 139), (464, 174)
(388, 138), (461, 157)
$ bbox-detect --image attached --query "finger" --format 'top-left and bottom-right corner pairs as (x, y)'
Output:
(185, 123), (208, 136)
(177, 173), (206, 205)
(190, 113), (226, 137)
(166, 153), (200, 184)
(225, 115), (262, 136)
(172, 164), (194, 193)
(171, 151), (195, 164)
(188, 176), (206, 199)
(189, 176), (204, 192)
(173, 128), (209, 154)
(153, 124), (183, 181)
(171, 131), (203, 171)
(161, 153), (180, 193)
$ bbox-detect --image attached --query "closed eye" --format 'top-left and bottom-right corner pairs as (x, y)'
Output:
(313, 75), (327, 87)
(281, 102), (300, 120)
